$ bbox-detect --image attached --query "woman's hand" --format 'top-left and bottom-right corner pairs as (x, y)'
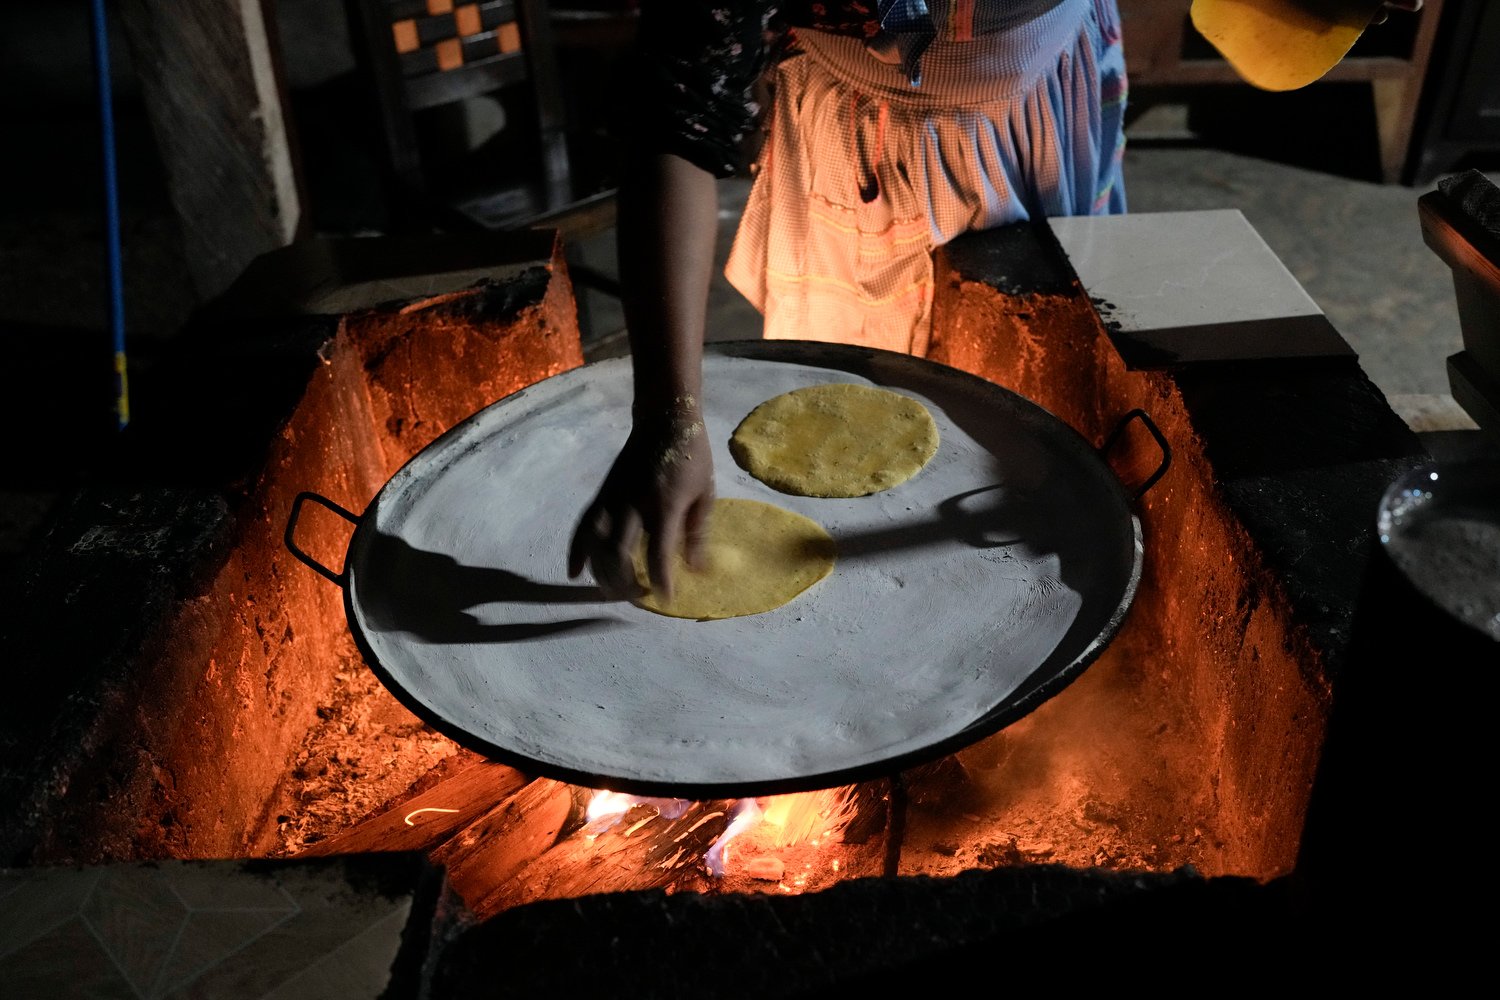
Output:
(568, 405), (716, 601)
(566, 147), (720, 600)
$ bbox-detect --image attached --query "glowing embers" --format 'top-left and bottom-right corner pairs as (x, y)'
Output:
(405, 807), (460, 827)
(579, 786), (875, 890)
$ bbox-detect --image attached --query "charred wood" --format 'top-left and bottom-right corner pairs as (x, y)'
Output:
(299, 758), (530, 857)
(432, 778), (578, 911)
(471, 798), (740, 918)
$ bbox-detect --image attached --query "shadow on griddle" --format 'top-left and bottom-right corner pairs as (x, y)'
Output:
(832, 484), (1044, 558)
(358, 531), (620, 643)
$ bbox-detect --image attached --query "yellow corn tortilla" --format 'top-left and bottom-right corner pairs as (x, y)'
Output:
(729, 383), (940, 498)
(632, 498), (837, 621)
(1190, 0), (1383, 91)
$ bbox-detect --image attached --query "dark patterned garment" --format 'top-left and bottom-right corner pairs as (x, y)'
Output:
(631, 1), (1066, 178)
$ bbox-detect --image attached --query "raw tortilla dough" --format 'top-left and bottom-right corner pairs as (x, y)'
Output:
(729, 383), (940, 498)
(633, 498), (837, 620)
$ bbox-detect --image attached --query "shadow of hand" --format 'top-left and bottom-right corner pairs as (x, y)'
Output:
(358, 530), (619, 644)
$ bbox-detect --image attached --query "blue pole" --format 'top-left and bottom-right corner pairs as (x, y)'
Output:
(89, 0), (128, 430)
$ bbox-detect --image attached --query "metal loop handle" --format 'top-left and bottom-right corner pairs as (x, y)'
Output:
(284, 491), (361, 587)
(1101, 408), (1171, 502)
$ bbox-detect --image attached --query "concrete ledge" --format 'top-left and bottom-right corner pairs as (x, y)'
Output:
(0, 851), (462, 999)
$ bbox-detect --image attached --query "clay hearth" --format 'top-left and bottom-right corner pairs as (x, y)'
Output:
(1, 219), (1474, 990)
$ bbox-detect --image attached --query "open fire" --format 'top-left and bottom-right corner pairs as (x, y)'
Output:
(3, 222), (1347, 948)
(214, 223), (1332, 926)
(266, 599), (1270, 924)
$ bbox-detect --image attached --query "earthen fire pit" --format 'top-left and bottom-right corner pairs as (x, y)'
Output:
(1, 216), (1485, 993)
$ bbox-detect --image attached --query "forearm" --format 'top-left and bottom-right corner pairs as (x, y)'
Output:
(616, 152), (719, 417)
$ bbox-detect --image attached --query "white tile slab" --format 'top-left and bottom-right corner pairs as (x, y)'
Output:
(1048, 209), (1353, 367)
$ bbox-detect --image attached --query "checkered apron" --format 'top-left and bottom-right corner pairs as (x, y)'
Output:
(725, 0), (1128, 355)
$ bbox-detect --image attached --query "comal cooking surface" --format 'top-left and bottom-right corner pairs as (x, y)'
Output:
(346, 342), (1140, 795)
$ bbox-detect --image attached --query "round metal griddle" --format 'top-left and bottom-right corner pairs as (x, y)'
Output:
(288, 341), (1157, 798)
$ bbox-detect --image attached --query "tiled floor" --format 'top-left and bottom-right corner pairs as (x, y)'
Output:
(0, 856), (432, 999)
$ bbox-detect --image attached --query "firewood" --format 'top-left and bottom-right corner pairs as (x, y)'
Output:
(471, 798), (740, 917)
(839, 780), (897, 845)
(903, 755), (975, 807)
(299, 758), (530, 857)
(433, 778), (579, 910)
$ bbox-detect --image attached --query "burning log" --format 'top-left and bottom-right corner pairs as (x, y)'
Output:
(431, 778), (580, 912)
(288, 746), (914, 918)
(470, 798), (742, 918)
(298, 757), (531, 858)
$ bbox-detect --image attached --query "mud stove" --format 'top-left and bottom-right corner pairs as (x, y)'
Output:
(2, 200), (1492, 994)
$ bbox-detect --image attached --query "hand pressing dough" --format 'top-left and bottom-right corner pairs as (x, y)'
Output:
(729, 383), (939, 498)
(633, 497), (837, 620)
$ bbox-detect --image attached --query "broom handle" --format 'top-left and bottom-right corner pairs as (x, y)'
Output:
(90, 0), (128, 431)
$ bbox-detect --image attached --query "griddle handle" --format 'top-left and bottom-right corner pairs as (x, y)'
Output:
(1102, 409), (1171, 502)
(285, 491), (360, 587)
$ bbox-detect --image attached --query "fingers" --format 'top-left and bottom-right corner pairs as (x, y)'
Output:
(567, 503), (605, 579)
(646, 482), (718, 600)
(647, 514), (682, 602)
(568, 502), (644, 600)
(682, 493), (714, 572)
(591, 542), (644, 601)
